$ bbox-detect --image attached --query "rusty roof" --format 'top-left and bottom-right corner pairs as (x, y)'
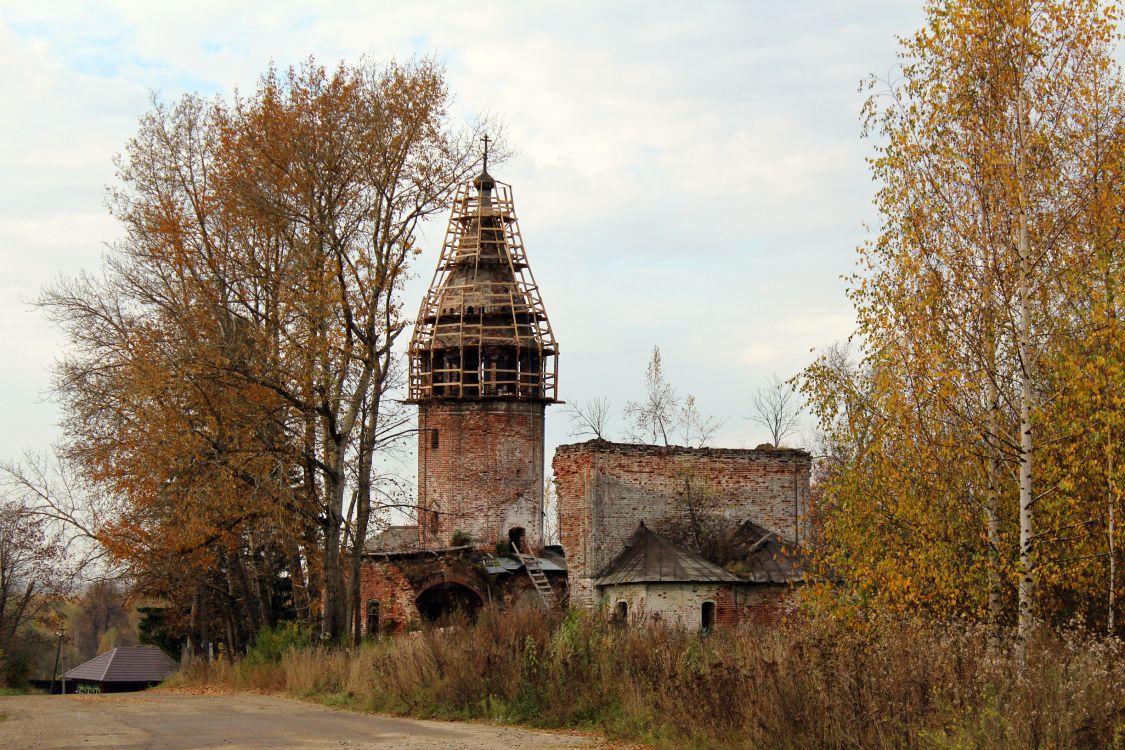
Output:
(594, 523), (741, 586)
(64, 646), (178, 684)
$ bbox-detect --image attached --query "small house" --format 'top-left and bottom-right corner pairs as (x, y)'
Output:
(62, 645), (178, 694)
(595, 522), (804, 629)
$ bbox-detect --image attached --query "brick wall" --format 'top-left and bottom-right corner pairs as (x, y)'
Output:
(554, 440), (811, 609)
(358, 552), (567, 633)
(737, 587), (800, 627)
(358, 559), (421, 635)
(417, 400), (546, 549)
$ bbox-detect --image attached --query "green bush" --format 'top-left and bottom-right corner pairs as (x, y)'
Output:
(243, 622), (314, 667)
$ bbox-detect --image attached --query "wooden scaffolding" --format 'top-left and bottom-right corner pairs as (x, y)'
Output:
(408, 172), (558, 402)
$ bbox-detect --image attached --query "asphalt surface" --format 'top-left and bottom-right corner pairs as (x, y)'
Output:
(0, 692), (602, 749)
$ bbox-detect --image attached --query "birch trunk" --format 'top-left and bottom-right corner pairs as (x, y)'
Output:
(985, 375), (1003, 625)
(1109, 449), (1117, 634)
(1015, 85), (1036, 639)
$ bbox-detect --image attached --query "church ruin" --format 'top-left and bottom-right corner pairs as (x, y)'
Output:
(359, 149), (810, 632)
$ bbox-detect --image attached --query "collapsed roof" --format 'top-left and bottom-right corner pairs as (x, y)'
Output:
(594, 521), (805, 587)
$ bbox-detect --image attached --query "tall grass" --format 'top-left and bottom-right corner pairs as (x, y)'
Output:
(180, 608), (1125, 749)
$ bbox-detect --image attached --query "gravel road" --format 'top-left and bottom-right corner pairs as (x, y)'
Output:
(0, 692), (603, 750)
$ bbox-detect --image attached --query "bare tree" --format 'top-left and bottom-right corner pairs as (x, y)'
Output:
(679, 395), (723, 448)
(0, 495), (72, 644)
(624, 346), (723, 447)
(749, 373), (802, 447)
(623, 347), (679, 445)
(565, 397), (613, 440)
(542, 474), (561, 546)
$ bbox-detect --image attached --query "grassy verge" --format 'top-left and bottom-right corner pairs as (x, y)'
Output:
(174, 608), (1125, 749)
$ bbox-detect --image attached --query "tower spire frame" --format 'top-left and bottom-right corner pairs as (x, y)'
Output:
(407, 178), (558, 402)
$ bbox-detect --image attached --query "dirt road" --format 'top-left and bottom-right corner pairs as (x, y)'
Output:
(0, 692), (603, 750)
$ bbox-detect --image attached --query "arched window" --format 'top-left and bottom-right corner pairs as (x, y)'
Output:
(366, 599), (380, 637)
(701, 601), (716, 630)
(614, 601), (628, 623)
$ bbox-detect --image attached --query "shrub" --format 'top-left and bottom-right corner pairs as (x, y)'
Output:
(243, 622), (313, 668)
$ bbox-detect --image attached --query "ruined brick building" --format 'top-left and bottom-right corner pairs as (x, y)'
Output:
(359, 153), (810, 633)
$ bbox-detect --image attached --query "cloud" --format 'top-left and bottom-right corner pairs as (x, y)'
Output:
(0, 0), (923, 462)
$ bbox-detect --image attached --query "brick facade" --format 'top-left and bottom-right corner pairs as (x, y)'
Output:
(553, 440), (811, 610)
(417, 400), (546, 549)
(358, 551), (567, 634)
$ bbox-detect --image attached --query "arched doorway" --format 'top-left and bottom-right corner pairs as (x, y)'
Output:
(508, 527), (527, 553)
(415, 582), (484, 623)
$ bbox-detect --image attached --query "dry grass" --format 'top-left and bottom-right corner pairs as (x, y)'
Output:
(179, 609), (1125, 749)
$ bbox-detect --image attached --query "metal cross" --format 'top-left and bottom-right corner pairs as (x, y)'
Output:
(482, 134), (490, 172)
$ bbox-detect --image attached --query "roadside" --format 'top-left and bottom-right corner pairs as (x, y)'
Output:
(0, 692), (605, 750)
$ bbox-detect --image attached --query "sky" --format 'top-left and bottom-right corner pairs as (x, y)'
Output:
(0, 0), (926, 475)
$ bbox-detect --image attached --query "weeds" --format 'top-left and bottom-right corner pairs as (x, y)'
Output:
(179, 609), (1125, 749)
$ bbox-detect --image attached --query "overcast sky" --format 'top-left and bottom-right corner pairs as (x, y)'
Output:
(0, 1), (925, 471)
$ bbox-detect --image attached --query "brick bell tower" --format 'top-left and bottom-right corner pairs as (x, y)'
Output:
(408, 140), (558, 551)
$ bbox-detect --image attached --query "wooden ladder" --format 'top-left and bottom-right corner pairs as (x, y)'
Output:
(511, 542), (557, 609)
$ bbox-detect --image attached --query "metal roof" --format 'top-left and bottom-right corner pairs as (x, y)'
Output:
(483, 554), (568, 575)
(64, 646), (178, 684)
(594, 523), (741, 586)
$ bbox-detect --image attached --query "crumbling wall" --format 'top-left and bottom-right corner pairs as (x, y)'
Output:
(417, 400), (545, 550)
(359, 560), (420, 634)
(737, 587), (800, 627)
(358, 552), (566, 633)
(554, 440), (811, 610)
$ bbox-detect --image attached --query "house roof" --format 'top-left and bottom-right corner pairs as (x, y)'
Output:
(64, 646), (178, 684)
(594, 523), (741, 586)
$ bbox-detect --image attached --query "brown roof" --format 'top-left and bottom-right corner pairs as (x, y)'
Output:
(64, 646), (178, 684)
(715, 521), (806, 584)
(594, 523), (741, 586)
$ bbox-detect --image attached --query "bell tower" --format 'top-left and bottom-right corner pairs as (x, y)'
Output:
(408, 142), (558, 550)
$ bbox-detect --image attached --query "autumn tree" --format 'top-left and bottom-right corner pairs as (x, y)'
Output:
(42, 57), (490, 646)
(802, 0), (1125, 639)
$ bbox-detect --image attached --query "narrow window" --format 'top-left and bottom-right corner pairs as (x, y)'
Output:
(615, 601), (628, 623)
(701, 601), (716, 630)
(431, 428), (439, 450)
(366, 599), (380, 637)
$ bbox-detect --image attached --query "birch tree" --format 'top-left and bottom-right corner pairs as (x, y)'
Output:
(802, 0), (1124, 640)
